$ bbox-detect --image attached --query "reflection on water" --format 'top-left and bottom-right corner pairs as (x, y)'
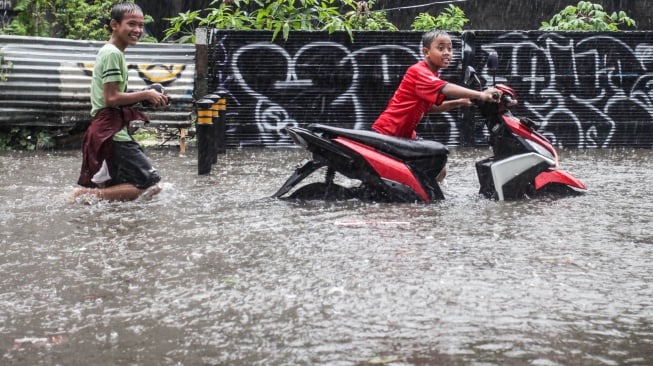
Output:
(0, 147), (652, 365)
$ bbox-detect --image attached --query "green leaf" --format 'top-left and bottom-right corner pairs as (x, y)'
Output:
(282, 21), (290, 40)
(540, 1), (635, 31)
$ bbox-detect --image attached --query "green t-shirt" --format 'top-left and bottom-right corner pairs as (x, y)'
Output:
(90, 43), (131, 142)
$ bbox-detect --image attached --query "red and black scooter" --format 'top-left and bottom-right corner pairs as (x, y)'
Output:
(272, 124), (448, 203)
(273, 52), (586, 203)
(470, 52), (587, 200)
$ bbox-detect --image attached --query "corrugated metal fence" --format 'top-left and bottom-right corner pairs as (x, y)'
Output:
(0, 35), (195, 131)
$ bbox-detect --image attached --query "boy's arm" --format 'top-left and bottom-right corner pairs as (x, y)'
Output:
(429, 98), (473, 113)
(441, 83), (499, 102)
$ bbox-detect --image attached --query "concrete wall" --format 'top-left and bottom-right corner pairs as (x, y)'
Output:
(197, 29), (653, 148)
(0, 35), (195, 131)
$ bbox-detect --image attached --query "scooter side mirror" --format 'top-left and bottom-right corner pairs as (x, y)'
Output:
(487, 52), (499, 71)
(487, 52), (499, 86)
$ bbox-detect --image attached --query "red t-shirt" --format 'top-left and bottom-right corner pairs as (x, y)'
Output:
(372, 60), (447, 138)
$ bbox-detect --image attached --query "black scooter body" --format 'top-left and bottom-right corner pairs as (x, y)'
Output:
(273, 124), (448, 203)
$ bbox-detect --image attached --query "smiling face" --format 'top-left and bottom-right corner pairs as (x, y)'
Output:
(422, 34), (453, 71)
(109, 10), (145, 51)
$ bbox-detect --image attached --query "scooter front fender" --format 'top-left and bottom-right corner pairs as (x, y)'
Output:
(535, 169), (587, 191)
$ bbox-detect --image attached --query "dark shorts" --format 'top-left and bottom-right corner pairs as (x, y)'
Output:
(111, 141), (161, 189)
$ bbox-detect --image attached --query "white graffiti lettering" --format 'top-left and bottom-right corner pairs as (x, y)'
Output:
(209, 31), (653, 148)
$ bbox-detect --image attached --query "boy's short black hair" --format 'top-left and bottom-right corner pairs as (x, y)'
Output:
(110, 1), (143, 25)
(421, 30), (450, 48)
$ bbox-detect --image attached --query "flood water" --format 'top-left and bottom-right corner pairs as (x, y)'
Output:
(1, 146), (652, 365)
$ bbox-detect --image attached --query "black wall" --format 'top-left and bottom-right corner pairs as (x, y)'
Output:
(198, 29), (653, 148)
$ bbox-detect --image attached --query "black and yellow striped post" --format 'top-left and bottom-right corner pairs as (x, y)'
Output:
(204, 94), (220, 164)
(203, 93), (220, 164)
(196, 98), (214, 175)
(215, 91), (227, 155)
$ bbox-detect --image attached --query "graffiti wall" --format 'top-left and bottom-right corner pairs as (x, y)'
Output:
(198, 29), (653, 148)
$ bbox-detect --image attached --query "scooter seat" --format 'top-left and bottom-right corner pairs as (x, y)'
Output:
(309, 124), (448, 160)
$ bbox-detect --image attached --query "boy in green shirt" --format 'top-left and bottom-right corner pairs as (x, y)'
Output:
(73, 2), (168, 202)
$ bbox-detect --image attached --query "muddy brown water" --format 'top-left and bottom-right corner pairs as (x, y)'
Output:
(1, 147), (651, 365)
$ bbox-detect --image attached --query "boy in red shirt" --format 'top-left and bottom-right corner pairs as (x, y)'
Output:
(372, 30), (500, 181)
(373, 30), (499, 138)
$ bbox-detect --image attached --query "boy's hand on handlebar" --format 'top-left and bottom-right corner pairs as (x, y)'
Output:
(480, 87), (502, 102)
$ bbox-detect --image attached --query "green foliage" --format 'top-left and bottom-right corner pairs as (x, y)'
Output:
(0, 127), (53, 150)
(2, 0), (156, 41)
(540, 1), (636, 31)
(164, 0), (252, 43)
(344, 0), (397, 31)
(411, 4), (469, 31)
(164, 0), (397, 43)
(131, 128), (159, 142)
(0, 53), (12, 82)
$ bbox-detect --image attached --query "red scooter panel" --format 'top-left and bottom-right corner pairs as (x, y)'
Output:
(502, 115), (558, 163)
(335, 137), (430, 202)
(535, 169), (587, 190)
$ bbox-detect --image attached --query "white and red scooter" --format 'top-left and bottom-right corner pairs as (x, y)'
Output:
(469, 52), (587, 200)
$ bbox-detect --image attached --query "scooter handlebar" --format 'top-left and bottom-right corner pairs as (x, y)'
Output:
(502, 94), (518, 107)
(472, 92), (516, 108)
